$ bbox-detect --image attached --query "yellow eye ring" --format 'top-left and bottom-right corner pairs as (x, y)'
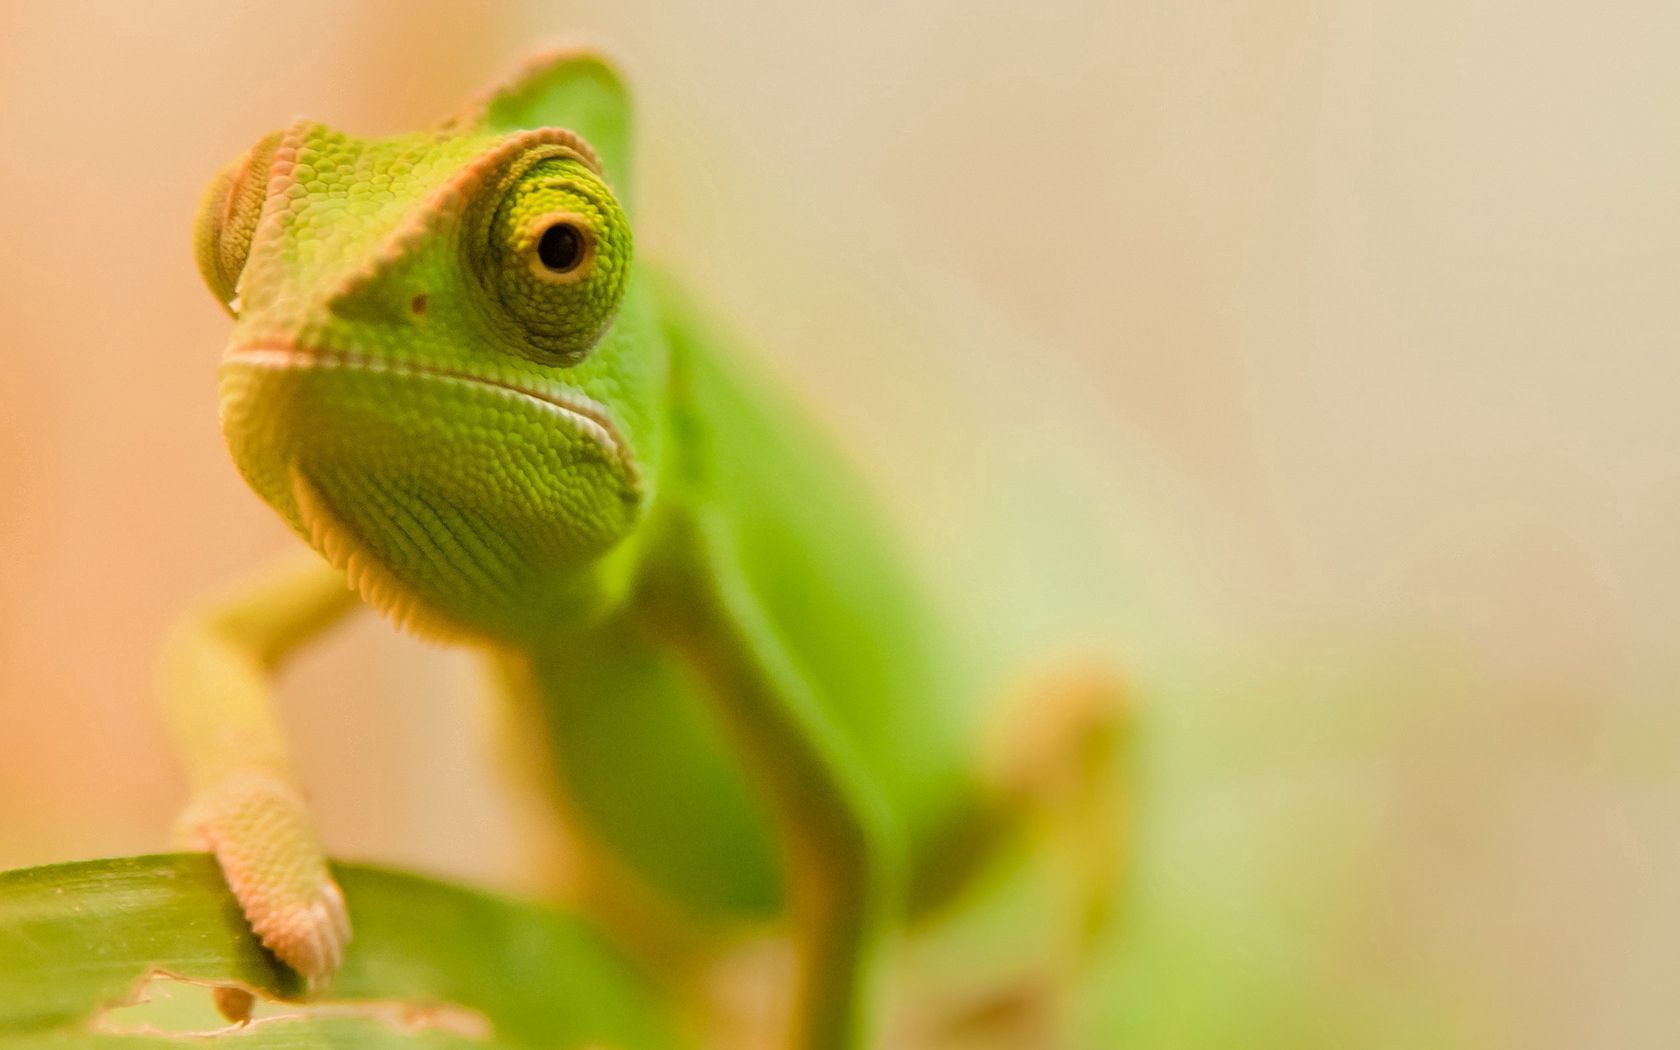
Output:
(525, 212), (596, 284)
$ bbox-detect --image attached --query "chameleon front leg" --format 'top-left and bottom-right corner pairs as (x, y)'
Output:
(640, 513), (901, 1050)
(158, 548), (362, 984)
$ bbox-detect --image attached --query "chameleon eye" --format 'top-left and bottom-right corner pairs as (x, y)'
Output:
(532, 218), (593, 279)
(481, 154), (630, 363)
(193, 129), (282, 317)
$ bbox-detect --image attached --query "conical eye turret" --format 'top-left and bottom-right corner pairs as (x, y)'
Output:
(193, 129), (284, 317)
(476, 151), (632, 364)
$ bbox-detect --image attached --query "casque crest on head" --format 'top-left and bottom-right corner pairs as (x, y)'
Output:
(195, 47), (635, 334)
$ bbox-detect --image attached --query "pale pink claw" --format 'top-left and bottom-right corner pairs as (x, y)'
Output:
(255, 876), (351, 986)
(180, 772), (352, 986)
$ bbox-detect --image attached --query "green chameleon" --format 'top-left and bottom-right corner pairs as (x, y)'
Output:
(168, 49), (1126, 1050)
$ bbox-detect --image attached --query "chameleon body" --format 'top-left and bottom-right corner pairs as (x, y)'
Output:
(167, 51), (1123, 1050)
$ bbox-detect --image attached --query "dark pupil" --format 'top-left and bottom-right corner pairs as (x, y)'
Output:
(536, 222), (584, 273)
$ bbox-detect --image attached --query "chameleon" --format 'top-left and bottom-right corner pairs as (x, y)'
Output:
(166, 49), (1127, 1050)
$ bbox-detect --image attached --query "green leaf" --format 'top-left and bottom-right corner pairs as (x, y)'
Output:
(0, 854), (685, 1049)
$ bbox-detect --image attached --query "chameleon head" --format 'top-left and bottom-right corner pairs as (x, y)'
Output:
(193, 56), (664, 639)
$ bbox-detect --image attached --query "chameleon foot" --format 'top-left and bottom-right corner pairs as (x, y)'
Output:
(177, 772), (350, 986)
(985, 661), (1131, 950)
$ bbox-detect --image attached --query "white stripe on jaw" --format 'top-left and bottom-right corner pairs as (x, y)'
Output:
(222, 344), (635, 479)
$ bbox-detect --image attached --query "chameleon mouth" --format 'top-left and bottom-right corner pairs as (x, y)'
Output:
(223, 343), (635, 480)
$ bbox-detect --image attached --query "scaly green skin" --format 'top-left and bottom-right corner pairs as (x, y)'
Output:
(166, 50), (1126, 1050)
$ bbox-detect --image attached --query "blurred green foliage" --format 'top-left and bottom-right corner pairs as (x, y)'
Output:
(0, 854), (682, 1049)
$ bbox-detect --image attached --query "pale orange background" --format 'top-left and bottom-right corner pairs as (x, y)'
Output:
(1, 2), (1675, 1046)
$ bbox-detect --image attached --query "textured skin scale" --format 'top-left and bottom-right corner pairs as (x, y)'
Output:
(168, 49), (1126, 1050)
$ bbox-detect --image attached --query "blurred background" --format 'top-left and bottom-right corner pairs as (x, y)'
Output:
(1, 2), (1675, 1047)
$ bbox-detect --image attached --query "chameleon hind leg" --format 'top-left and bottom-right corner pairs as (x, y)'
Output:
(893, 663), (1131, 1048)
(159, 548), (362, 987)
(984, 661), (1133, 954)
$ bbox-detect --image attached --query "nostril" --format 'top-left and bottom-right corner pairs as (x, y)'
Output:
(410, 293), (429, 315)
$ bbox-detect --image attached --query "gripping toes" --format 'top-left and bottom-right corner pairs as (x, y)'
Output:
(178, 772), (350, 985)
